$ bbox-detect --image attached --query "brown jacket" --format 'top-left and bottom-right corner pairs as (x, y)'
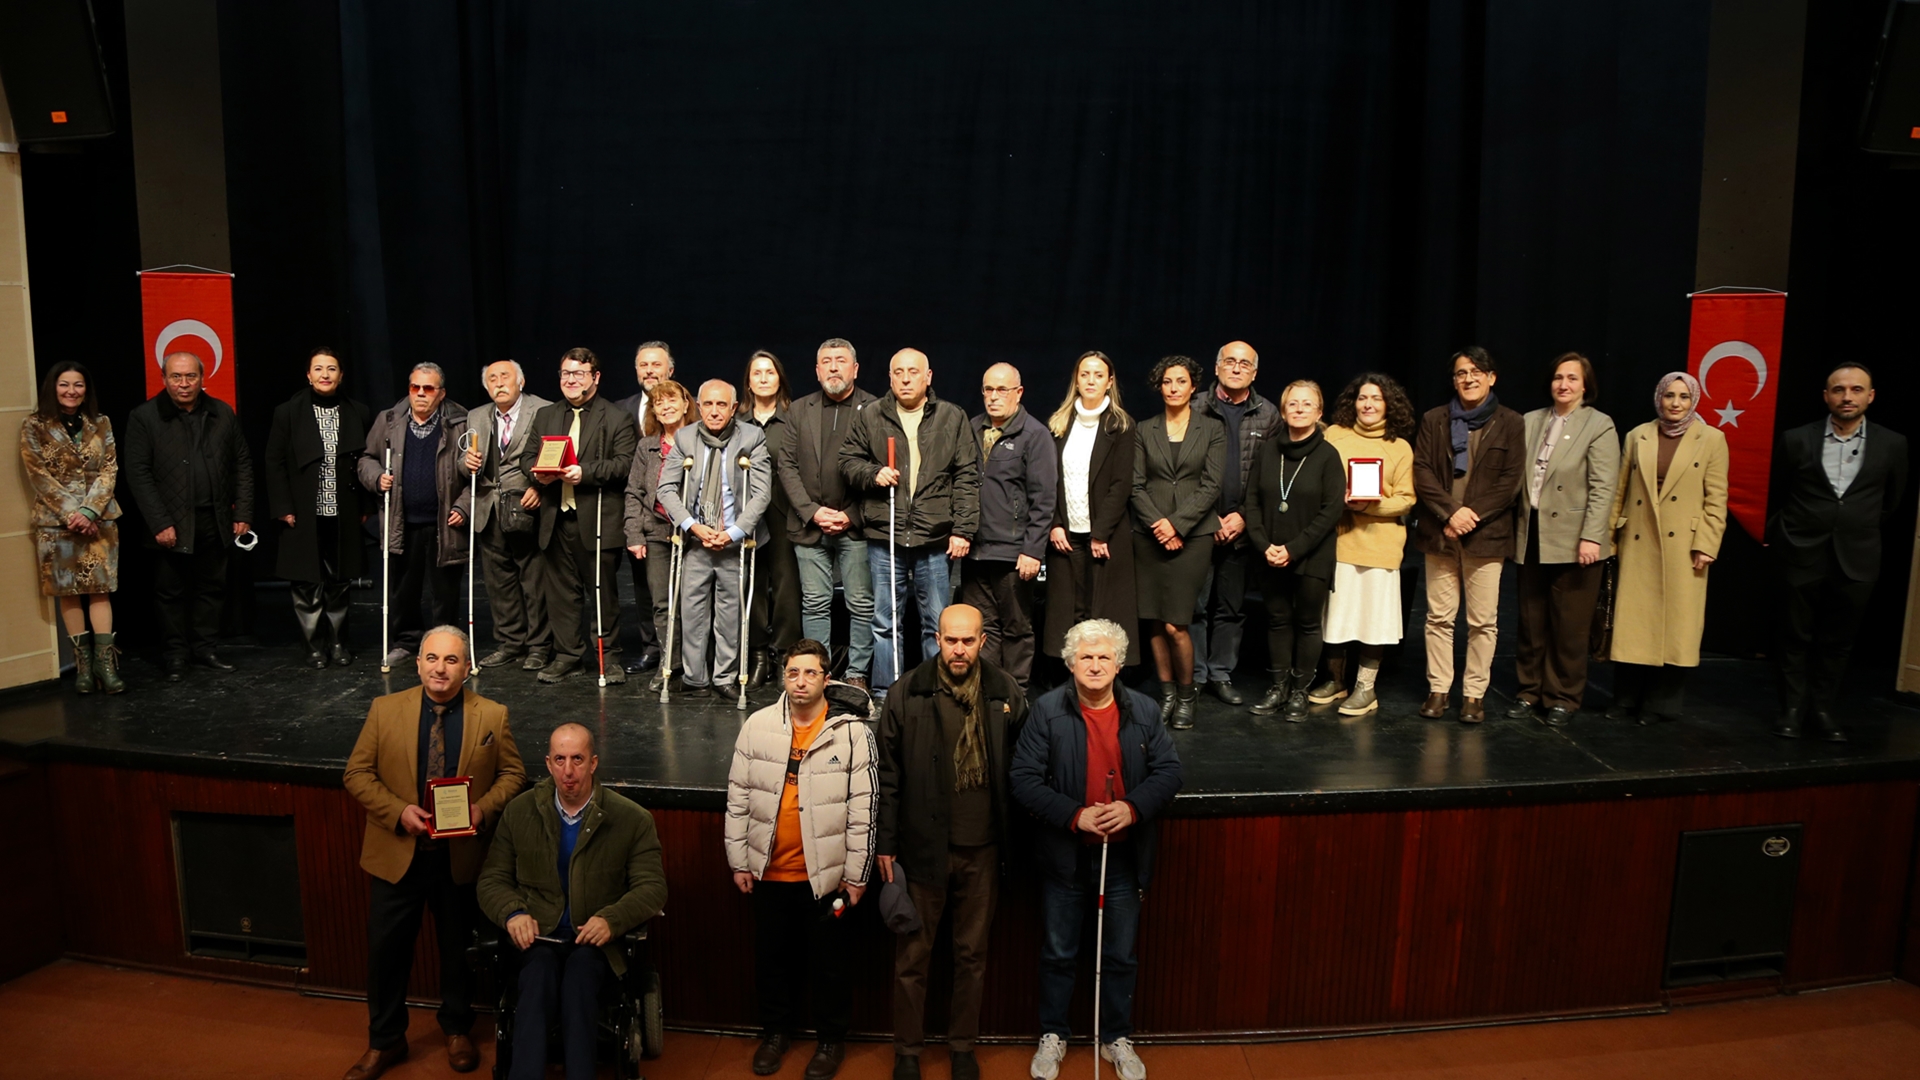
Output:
(1412, 401), (1525, 559)
(342, 685), (526, 885)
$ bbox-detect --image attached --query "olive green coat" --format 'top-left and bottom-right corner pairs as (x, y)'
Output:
(476, 778), (668, 975)
(1606, 421), (1729, 667)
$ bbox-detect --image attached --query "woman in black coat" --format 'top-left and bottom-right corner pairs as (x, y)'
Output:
(1043, 351), (1139, 666)
(265, 348), (372, 667)
(1242, 380), (1346, 720)
(740, 350), (802, 686)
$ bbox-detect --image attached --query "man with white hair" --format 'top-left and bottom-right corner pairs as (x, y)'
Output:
(1010, 619), (1183, 1080)
(658, 379), (773, 696)
(464, 360), (554, 669)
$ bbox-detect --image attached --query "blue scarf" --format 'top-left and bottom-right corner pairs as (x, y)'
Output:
(1448, 392), (1499, 475)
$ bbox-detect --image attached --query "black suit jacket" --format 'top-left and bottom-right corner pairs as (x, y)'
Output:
(520, 394), (639, 550)
(1767, 419), (1910, 582)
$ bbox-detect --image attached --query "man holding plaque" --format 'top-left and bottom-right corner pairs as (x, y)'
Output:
(478, 723), (668, 1080)
(342, 626), (526, 1080)
(523, 348), (639, 684)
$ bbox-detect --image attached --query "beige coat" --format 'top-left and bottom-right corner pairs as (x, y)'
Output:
(1513, 406), (1620, 564)
(725, 693), (876, 898)
(1606, 421), (1729, 667)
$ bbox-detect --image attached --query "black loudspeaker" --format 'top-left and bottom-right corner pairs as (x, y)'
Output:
(173, 813), (306, 966)
(1863, 0), (1920, 154)
(0, 0), (115, 143)
(1664, 824), (1802, 987)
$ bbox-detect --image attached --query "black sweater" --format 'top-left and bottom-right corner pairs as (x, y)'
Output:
(1242, 427), (1346, 582)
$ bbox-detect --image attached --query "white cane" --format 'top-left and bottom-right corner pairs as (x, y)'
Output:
(380, 446), (393, 673)
(1094, 769), (1115, 1080)
(734, 453), (757, 710)
(595, 486), (606, 688)
(659, 456), (694, 704)
(886, 436), (899, 684)
(461, 430), (480, 672)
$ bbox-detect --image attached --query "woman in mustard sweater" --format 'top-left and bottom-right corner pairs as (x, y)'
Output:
(1313, 374), (1419, 716)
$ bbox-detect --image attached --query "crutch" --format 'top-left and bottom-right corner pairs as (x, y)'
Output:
(659, 456), (694, 704)
(1093, 769), (1116, 1080)
(737, 448), (758, 710)
(461, 430), (480, 672)
(595, 486), (606, 688)
(380, 446), (393, 673)
(886, 436), (899, 684)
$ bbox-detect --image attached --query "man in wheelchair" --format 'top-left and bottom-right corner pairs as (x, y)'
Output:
(477, 722), (668, 1080)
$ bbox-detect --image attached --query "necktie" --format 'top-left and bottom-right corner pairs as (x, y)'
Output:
(498, 409), (513, 454)
(562, 408), (581, 511)
(427, 703), (448, 784)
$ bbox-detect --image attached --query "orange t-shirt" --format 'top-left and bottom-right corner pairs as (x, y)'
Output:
(764, 709), (827, 882)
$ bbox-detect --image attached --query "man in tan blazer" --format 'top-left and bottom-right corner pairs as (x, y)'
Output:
(342, 625), (526, 1080)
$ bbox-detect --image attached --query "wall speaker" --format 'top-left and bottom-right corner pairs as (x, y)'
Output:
(1664, 824), (1802, 987)
(173, 812), (306, 966)
(1863, 0), (1920, 154)
(0, 0), (115, 143)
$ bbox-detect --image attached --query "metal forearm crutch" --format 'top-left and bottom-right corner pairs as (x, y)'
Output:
(886, 436), (899, 684)
(659, 456), (694, 704)
(736, 449), (758, 710)
(380, 446), (393, 673)
(595, 485), (606, 688)
(461, 430), (480, 671)
(1094, 769), (1115, 1080)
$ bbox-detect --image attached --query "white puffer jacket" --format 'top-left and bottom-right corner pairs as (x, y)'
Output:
(724, 688), (877, 898)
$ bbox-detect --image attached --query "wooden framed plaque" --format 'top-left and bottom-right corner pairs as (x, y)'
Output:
(531, 435), (576, 475)
(426, 776), (478, 838)
(1347, 457), (1384, 500)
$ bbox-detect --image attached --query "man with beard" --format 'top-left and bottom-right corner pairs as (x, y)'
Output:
(875, 604), (1028, 1080)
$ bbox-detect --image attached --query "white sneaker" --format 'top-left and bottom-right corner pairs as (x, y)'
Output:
(1029, 1033), (1067, 1080)
(1100, 1038), (1146, 1080)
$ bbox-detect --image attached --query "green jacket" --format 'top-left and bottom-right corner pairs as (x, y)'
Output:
(476, 778), (668, 975)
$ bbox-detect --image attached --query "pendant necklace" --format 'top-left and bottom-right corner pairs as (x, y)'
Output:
(1277, 452), (1304, 513)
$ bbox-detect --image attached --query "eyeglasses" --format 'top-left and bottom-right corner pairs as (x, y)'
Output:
(980, 386), (1021, 397)
(1452, 368), (1487, 382)
(1218, 358), (1256, 372)
(408, 383), (442, 393)
(558, 370), (594, 382)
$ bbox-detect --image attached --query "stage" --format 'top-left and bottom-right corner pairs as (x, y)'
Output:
(3, 584), (1920, 1039)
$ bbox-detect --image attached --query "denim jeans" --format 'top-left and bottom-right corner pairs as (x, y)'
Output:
(793, 534), (874, 676)
(1038, 841), (1141, 1043)
(868, 541), (952, 690)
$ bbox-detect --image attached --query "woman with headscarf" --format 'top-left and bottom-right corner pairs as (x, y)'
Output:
(1605, 371), (1729, 724)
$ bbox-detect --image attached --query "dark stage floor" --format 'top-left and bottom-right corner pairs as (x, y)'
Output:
(4, 583), (1919, 813)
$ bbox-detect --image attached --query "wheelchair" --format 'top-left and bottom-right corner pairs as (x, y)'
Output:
(469, 918), (665, 1079)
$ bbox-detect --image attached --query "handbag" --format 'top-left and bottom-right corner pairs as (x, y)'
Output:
(1589, 557), (1617, 661)
(497, 490), (536, 536)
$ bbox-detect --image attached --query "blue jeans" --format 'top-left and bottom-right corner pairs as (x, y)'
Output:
(1039, 841), (1141, 1043)
(793, 534), (874, 676)
(868, 541), (952, 690)
(510, 937), (611, 1080)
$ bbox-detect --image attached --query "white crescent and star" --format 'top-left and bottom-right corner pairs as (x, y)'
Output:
(153, 319), (226, 378)
(1696, 339), (1767, 428)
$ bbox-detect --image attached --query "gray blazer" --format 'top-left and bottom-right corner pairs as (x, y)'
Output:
(658, 422), (773, 547)
(1513, 404), (1620, 564)
(1130, 411), (1226, 540)
(466, 392), (552, 533)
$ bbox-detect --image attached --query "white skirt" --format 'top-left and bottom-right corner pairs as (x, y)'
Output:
(1322, 562), (1403, 645)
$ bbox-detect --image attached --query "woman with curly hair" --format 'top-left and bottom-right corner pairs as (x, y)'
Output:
(1131, 355), (1226, 730)
(1309, 373), (1418, 716)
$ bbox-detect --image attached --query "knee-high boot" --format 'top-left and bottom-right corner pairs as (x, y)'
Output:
(291, 583), (326, 668)
(323, 581), (354, 666)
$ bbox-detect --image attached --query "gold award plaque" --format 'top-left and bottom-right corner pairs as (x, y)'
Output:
(427, 777), (477, 838)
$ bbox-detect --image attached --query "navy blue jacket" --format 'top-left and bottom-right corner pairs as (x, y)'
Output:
(1009, 682), (1183, 885)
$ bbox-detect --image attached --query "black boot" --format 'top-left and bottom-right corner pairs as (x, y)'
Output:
(1158, 680), (1178, 724)
(1169, 684), (1198, 730)
(1250, 668), (1289, 715)
(322, 581), (354, 666)
(291, 583), (327, 668)
(748, 647), (773, 688)
(1283, 669), (1311, 722)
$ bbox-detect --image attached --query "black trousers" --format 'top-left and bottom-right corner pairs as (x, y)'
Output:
(958, 559), (1036, 686)
(510, 937), (611, 1080)
(478, 514), (550, 656)
(544, 512), (622, 667)
(1776, 550), (1875, 712)
(1263, 567), (1330, 678)
(153, 507), (227, 663)
(749, 525), (804, 657)
(1514, 520), (1605, 710)
(392, 521), (462, 652)
(624, 549), (659, 653)
(752, 879), (852, 1042)
(366, 846), (474, 1049)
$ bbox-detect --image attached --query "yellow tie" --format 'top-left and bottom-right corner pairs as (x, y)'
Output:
(562, 408), (581, 511)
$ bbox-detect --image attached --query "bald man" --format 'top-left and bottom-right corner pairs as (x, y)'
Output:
(1190, 340), (1278, 705)
(875, 604), (1028, 1080)
(957, 363), (1056, 689)
(838, 348), (981, 691)
(658, 379), (773, 695)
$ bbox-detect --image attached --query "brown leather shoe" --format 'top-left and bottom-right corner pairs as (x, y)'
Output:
(1460, 697), (1485, 723)
(1418, 692), (1448, 719)
(343, 1043), (407, 1080)
(447, 1034), (479, 1073)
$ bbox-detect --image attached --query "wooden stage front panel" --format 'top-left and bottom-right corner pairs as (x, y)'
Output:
(23, 760), (1920, 1037)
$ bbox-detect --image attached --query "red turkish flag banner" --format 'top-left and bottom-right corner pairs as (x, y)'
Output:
(1686, 291), (1785, 541)
(139, 272), (238, 408)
